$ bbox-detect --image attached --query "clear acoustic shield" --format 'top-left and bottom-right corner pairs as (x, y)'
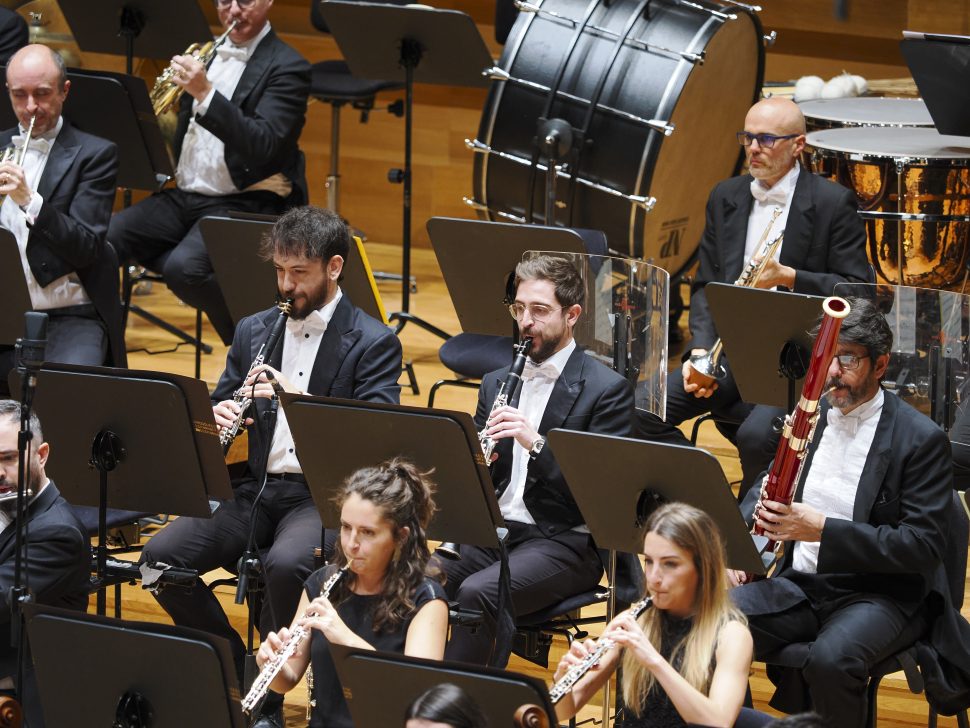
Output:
(523, 250), (669, 418)
(834, 283), (970, 448)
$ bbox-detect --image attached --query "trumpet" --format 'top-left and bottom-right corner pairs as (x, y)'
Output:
(219, 298), (293, 451)
(0, 115), (35, 205)
(688, 208), (784, 384)
(150, 20), (239, 116)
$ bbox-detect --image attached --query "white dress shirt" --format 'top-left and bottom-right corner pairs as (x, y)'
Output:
(743, 163), (800, 270)
(265, 289), (343, 474)
(175, 22), (289, 198)
(2, 116), (91, 310)
(497, 339), (576, 526)
(793, 388), (885, 573)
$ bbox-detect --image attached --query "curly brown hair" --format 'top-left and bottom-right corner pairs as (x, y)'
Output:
(330, 458), (440, 633)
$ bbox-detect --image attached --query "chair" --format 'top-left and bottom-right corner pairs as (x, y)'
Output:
(760, 490), (970, 728)
(427, 334), (514, 407)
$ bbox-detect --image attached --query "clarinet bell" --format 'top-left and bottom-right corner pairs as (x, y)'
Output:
(435, 542), (461, 560)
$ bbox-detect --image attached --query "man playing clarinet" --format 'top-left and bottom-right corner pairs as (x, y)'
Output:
(730, 297), (968, 728)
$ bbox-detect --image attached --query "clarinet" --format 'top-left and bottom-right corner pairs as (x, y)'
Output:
(219, 299), (293, 451)
(241, 565), (349, 719)
(548, 597), (653, 704)
(479, 337), (533, 461)
(748, 296), (850, 579)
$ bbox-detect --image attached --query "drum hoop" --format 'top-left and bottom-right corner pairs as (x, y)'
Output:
(858, 211), (970, 223)
(811, 148), (970, 167)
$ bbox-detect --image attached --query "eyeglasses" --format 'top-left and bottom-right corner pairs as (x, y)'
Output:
(833, 354), (869, 371)
(508, 303), (563, 322)
(736, 132), (799, 149)
(215, 0), (258, 8)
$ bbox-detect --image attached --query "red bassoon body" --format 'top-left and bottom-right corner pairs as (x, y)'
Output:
(751, 296), (851, 572)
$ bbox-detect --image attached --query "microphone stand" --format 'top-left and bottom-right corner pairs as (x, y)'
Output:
(11, 312), (48, 707)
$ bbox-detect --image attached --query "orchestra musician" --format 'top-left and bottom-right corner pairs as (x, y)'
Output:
(405, 683), (489, 728)
(140, 206), (402, 728)
(108, 0), (311, 345)
(0, 400), (89, 728)
(731, 298), (969, 727)
(0, 44), (123, 395)
(443, 255), (636, 667)
(255, 459), (448, 728)
(637, 97), (871, 499)
(553, 503), (757, 728)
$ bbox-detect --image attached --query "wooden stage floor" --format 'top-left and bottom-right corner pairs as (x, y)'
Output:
(115, 241), (968, 727)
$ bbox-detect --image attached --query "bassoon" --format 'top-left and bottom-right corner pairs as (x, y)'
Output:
(749, 296), (850, 578)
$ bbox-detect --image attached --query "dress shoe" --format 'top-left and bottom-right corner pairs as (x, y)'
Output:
(250, 706), (284, 728)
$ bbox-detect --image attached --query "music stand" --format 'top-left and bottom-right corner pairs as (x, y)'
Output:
(321, 1), (493, 341)
(200, 216), (388, 328)
(547, 430), (765, 727)
(707, 284), (827, 411)
(331, 646), (556, 728)
(15, 363), (232, 615)
(25, 605), (245, 728)
(0, 230), (30, 346)
(901, 33), (970, 136)
(427, 217), (605, 336)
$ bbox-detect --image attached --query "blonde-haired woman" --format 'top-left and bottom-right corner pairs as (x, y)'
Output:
(554, 502), (754, 728)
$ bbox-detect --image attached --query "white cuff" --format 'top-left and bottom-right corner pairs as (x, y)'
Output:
(22, 190), (43, 224)
(194, 87), (217, 117)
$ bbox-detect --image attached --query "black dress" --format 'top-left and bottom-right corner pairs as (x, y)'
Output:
(616, 615), (695, 728)
(304, 566), (447, 728)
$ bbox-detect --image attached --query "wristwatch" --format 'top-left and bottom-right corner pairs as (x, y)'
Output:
(528, 436), (546, 459)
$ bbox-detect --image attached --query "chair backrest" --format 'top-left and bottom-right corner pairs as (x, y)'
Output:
(944, 489), (969, 609)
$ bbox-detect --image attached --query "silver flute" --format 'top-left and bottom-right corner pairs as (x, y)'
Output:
(241, 565), (349, 719)
(478, 337), (533, 461)
(548, 597), (653, 704)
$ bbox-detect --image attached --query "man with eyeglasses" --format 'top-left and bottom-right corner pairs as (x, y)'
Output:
(638, 96), (871, 501)
(442, 255), (635, 667)
(729, 297), (966, 728)
(108, 0), (310, 345)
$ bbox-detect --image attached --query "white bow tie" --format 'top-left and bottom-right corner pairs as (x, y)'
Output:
(216, 44), (249, 62)
(286, 315), (327, 337)
(750, 179), (788, 206)
(522, 360), (559, 382)
(9, 135), (52, 156)
(826, 407), (860, 436)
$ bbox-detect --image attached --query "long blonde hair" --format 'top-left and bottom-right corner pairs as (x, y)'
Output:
(621, 503), (745, 715)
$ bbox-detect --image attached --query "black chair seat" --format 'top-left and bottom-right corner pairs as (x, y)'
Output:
(516, 588), (606, 627)
(438, 334), (516, 380)
(71, 504), (154, 536)
(310, 60), (403, 103)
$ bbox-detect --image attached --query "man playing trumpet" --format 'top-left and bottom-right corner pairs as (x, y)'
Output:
(109, 0), (311, 345)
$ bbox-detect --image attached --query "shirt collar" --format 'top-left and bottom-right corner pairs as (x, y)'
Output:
(16, 115), (62, 146)
(229, 21), (271, 57)
(751, 162), (800, 203)
(828, 387), (884, 432)
(286, 287), (342, 336)
(525, 338), (575, 380)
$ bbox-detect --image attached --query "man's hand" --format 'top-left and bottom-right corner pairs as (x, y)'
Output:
(213, 399), (250, 431)
(682, 352), (718, 399)
(484, 404), (540, 452)
(244, 364), (299, 400)
(751, 257), (796, 290)
(754, 498), (825, 543)
(171, 53), (213, 103)
(0, 161), (31, 208)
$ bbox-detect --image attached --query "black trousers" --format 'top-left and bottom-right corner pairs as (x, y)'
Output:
(140, 475), (321, 675)
(735, 403), (787, 501)
(443, 522), (603, 667)
(740, 581), (926, 728)
(108, 188), (286, 344)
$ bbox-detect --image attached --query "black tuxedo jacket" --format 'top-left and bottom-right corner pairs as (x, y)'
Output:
(739, 392), (952, 615)
(0, 481), (89, 678)
(0, 121), (123, 365)
(212, 294), (403, 478)
(174, 28), (311, 201)
(689, 168), (871, 352)
(476, 347), (635, 536)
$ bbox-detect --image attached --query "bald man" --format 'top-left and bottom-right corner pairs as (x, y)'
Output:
(0, 45), (122, 392)
(638, 98), (870, 497)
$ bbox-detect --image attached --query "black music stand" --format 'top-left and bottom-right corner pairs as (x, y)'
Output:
(25, 605), (245, 728)
(707, 284), (827, 411)
(0, 230), (30, 346)
(331, 646), (556, 728)
(901, 33), (970, 136)
(279, 394), (519, 666)
(15, 363), (232, 615)
(546, 430), (764, 727)
(427, 217), (606, 336)
(200, 216), (388, 328)
(321, 1), (493, 341)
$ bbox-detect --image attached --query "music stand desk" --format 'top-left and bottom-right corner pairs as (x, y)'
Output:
(0, 230), (30, 346)
(707, 283), (826, 410)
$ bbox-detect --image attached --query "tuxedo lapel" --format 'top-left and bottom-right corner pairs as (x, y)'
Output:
(305, 295), (360, 396)
(231, 31), (276, 106)
(537, 348), (585, 435)
(779, 168), (815, 272)
(722, 179), (754, 281)
(37, 124), (81, 202)
(853, 394), (895, 521)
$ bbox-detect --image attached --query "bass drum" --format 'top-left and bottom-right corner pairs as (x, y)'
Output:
(470, 0), (764, 276)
